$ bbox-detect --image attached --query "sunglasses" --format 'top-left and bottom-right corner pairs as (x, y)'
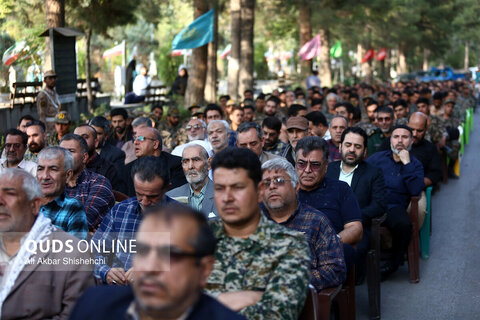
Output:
(186, 124), (202, 131)
(262, 177), (291, 187)
(135, 243), (203, 263)
(133, 136), (157, 142)
(296, 160), (323, 171)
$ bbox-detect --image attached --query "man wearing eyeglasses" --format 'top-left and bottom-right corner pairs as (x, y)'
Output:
(261, 158), (346, 291)
(71, 204), (246, 320)
(0, 128), (37, 176)
(367, 106), (395, 156)
(124, 126), (186, 196)
(171, 118), (213, 157)
(295, 136), (363, 269)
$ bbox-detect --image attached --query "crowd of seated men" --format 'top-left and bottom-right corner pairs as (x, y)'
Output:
(0, 78), (476, 319)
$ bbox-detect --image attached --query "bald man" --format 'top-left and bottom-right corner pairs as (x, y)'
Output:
(408, 112), (442, 187)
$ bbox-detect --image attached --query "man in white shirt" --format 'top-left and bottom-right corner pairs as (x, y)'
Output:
(124, 67), (151, 104)
(0, 128), (37, 176)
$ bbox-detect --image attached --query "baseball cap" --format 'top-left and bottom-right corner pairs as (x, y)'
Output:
(286, 116), (308, 131)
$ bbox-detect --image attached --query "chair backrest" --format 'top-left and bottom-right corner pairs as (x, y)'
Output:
(299, 284), (320, 320)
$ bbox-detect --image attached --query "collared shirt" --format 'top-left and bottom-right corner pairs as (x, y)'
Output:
(189, 183), (207, 212)
(93, 196), (175, 283)
(262, 202), (346, 291)
(40, 192), (88, 239)
(339, 162), (358, 186)
(326, 139), (342, 162)
(66, 169), (115, 231)
(206, 214), (311, 320)
(126, 301), (191, 320)
(366, 150), (424, 209)
(0, 158), (37, 176)
(264, 139), (288, 156)
(298, 177), (362, 234)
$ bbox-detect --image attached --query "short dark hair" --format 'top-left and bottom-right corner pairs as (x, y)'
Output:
(295, 136), (329, 164)
(262, 116), (282, 132)
(305, 111), (327, 127)
(366, 99), (379, 108)
(392, 91), (401, 97)
(376, 106), (394, 117)
(110, 108), (128, 120)
(60, 133), (89, 155)
(393, 99), (408, 109)
(144, 203), (216, 258)
(26, 120), (46, 133)
(341, 127), (368, 149)
(335, 102), (354, 115)
(243, 104), (255, 112)
(392, 124), (413, 136)
(287, 104), (307, 117)
(18, 115), (35, 127)
(237, 122), (262, 139)
(432, 92), (443, 100)
(5, 128), (28, 145)
(311, 98), (323, 106)
(205, 104), (224, 118)
(76, 124), (97, 139)
(244, 89), (253, 95)
(377, 91), (386, 97)
(416, 97), (430, 105)
(211, 147), (262, 187)
(266, 96), (280, 106)
(131, 156), (170, 187)
(89, 116), (110, 135)
(219, 95), (230, 101)
(151, 104), (163, 112)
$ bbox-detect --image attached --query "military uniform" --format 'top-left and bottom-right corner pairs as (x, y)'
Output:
(206, 214), (311, 320)
(426, 115), (447, 145)
(356, 121), (377, 136)
(395, 117), (408, 126)
(367, 128), (386, 156)
(157, 121), (188, 151)
(47, 134), (60, 146)
(36, 87), (61, 136)
(455, 95), (475, 120)
(24, 149), (39, 163)
(441, 115), (462, 160)
(263, 140), (288, 156)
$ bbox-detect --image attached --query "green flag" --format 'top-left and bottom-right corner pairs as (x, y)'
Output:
(330, 40), (342, 58)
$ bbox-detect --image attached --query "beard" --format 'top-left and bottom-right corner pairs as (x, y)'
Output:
(341, 151), (362, 166)
(390, 141), (412, 154)
(186, 168), (208, 185)
(29, 142), (44, 153)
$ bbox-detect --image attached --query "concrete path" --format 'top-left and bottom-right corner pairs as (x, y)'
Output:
(356, 110), (480, 319)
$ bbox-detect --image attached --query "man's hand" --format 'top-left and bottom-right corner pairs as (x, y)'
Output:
(125, 267), (135, 284)
(106, 268), (127, 285)
(398, 149), (411, 165)
(217, 291), (264, 311)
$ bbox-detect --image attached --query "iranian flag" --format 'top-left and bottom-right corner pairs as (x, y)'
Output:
(102, 42), (124, 59)
(2, 41), (27, 66)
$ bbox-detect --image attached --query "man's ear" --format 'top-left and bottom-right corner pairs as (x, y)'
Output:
(207, 157), (212, 170)
(82, 152), (89, 165)
(31, 197), (42, 216)
(199, 255), (215, 287)
(66, 169), (74, 183)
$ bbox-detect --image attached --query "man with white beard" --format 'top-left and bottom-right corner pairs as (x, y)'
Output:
(167, 143), (218, 219)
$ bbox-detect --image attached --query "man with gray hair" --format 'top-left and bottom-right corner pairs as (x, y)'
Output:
(167, 143), (218, 219)
(121, 116), (153, 165)
(37, 146), (88, 239)
(171, 118), (212, 157)
(261, 158), (346, 291)
(0, 168), (95, 319)
(237, 122), (279, 165)
(325, 93), (339, 122)
(207, 120), (230, 155)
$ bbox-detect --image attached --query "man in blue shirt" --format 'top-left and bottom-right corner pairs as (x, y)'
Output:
(36, 146), (88, 239)
(295, 136), (363, 268)
(92, 156), (175, 284)
(261, 158), (346, 291)
(367, 125), (424, 280)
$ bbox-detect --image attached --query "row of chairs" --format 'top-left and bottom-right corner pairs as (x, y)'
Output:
(301, 108), (474, 320)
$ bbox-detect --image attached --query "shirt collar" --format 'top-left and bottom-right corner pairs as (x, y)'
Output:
(214, 213), (270, 244)
(340, 161), (358, 176)
(262, 202), (301, 225)
(126, 301), (192, 320)
(189, 182), (207, 197)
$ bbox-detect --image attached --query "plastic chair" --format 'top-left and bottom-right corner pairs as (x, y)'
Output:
(420, 186), (432, 259)
(464, 117), (470, 145)
(299, 285), (321, 320)
(469, 107), (474, 131)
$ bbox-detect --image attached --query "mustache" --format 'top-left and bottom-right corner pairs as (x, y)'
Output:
(137, 275), (168, 290)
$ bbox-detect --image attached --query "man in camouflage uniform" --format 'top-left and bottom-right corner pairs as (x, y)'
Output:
(157, 106), (188, 151)
(207, 147), (311, 320)
(47, 111), (72, 146)
(417, 98), (447, 148)
(441, 99), (462, 178)
(455, 86), (475, 121)
(366, 106), (394, 156)
(36, 70), (61, 136)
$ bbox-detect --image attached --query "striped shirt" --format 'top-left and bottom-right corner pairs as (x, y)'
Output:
(66, 169), (115, 231)
(40, 192), (88, 239)
(93, 196), (175, 283)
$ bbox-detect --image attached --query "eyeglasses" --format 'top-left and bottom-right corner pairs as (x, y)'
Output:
(296, 160), (323, 171)
(135, 243), (203, 263)
(133, 136), (157, 142)
(262, 177), (291, 187)
(5, 143), (23, 150)
(186, 124), (202, 131)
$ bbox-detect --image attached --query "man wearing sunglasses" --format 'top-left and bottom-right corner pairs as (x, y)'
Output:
(295, 136), (363, 269)
(367, 106), (395, 156)
(71, 204), (246, 320)
(261, 158), (346, 291)
(124, 126), (186, 196)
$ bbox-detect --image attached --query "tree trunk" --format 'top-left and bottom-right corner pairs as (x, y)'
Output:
(423, 48), (429, 71)
(298, 0), (312, 84)
(85, 27), (94, 114)
(238, 0), (255, 98)
(185, 0), (209, 107)
(464, 40), (469, 71)
(204, 3), (218, 103)
(228, 0), (241, 101)
(318, 28), (331, 87)
(397, 44), (407, 75)
(44, 0), (65, 71)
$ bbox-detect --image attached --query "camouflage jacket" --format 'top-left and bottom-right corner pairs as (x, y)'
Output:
(263, 140), (288, 156)
(24, 149), (39, 163)
(356, 121), (377, 136)
(367, 128), (386, 157)
(157, 121), (188, 151)
(441, 116), (462, 130)
(206, 214), (311, 320)
(47, 133), (60, 146)
(426, 115), (447, 145)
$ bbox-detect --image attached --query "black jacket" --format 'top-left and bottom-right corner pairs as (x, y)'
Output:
(99, 142), (126, 173)
(86, 152), (127, 194)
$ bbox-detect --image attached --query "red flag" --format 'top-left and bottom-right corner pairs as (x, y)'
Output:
(298, 34), (321, 61)
(361, 49), (375, 63)
(376, 48), (387, 61)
